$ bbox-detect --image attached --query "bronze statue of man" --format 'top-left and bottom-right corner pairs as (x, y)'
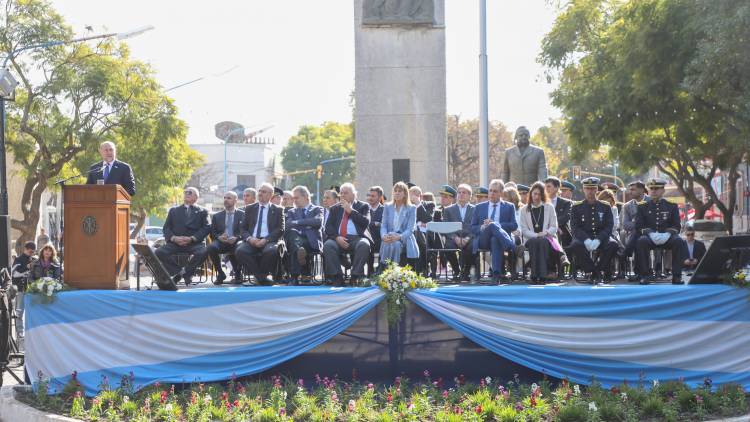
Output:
(501, 126), (548, 186)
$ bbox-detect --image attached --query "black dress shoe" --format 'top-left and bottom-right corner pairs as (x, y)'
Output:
(172, 274), (182, 285)
(590, 272), (602, 284)
(183, 276), (193, 286)
(214, 272), (226, 285)
(672, 277), (683, 285)
(639, 277), (651, 285)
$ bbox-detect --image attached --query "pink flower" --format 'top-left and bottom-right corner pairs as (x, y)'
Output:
(367, 383), (374, 390)
(423, 369), (431, 378)
(348, 399), (356, 412)
(695, 395), (704, 404)
(475, 405), (483, 414)
(395, 376), (401, 387)
(297, 378), (304, 387)
(71, 371), (77, 380)
(515, 401), (524, 411)
(442, 390), (449, 399)
(387, 393), (393, 403)
(279, 407), (286, 416)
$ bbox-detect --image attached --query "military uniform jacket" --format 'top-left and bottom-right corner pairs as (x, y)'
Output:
(571, 200), (614, 243)
(635, 198), (680, 235)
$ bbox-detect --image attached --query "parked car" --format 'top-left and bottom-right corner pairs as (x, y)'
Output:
(144, 226), (164, 242)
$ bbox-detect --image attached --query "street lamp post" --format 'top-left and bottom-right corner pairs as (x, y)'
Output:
(478, 0), (490, 187)
(315, 156), (355, 205)
(0, 26), (154, 268)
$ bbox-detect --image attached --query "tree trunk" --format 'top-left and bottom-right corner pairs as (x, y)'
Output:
(10, 173), (47, 254)
(131, 206), (147, 239)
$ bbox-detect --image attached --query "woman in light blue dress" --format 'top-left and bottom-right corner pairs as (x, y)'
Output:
(380, 182), (419, 266)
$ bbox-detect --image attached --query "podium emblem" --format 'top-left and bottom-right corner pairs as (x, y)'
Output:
(82, 215), (98, 236)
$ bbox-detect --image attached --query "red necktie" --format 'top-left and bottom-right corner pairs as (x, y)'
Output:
(339, 210), (349, 236)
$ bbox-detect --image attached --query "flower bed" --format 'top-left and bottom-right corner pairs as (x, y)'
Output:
(19, 372), (749, 421)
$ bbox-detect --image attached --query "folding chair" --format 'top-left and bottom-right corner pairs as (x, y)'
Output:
(426, 222), (463, 281)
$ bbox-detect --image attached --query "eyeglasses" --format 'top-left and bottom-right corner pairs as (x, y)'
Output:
(686, 233), (695, 236)
(184, 191), (194, 195)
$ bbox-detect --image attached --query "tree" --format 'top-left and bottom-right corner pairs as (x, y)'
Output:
(280, 122), (355, 195)
(1, 0), (200, 249)
(540, 0), (750, 232)
(447, 116), (513, 187)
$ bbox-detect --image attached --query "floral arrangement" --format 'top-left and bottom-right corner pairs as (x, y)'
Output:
(373, 262), (437, 326)
(729, 266), (750, 288)
(22, 371), (749, 421)
(26, 277), (66, 303)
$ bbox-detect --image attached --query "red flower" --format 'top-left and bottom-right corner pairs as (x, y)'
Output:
(530, 395), (537, 407)
(160, 390), (168, 404)
(387, 393), (393, 403)
(610, 386), (620, 395)
(475, 405), (483, 414)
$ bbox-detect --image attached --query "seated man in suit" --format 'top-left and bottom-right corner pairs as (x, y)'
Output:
(285, 185), (323, 284)
(569, 177), (619, 283)
(235, 183), (285, 285)
(443, 184), (477, 281)
(471, 179), (518, 283)
(323, 182), (372, 285)
(410, 184), (437, 277)
(545, 176), (572, 267)
(681, 226), (706, 272)
(635, 178), (685, 284)
(155, 187), (211, 285)
(207, 191), (245, 285)
(86, 140), (136, 196)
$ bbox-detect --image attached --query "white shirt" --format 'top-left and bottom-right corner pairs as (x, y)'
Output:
(224, 209), (236, 236)
(687, 240), (695, 259)
(551, 196), (558, 208)
(255, 202), (270, 238)
(345, 210), (357, 235)
(457, 204), (469, 221)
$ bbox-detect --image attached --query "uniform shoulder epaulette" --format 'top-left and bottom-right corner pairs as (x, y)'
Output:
(637, 200), (647, 205)
(572, 200), (583, 206)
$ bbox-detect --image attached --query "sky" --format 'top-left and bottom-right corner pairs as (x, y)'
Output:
(51, 0), (561, 147)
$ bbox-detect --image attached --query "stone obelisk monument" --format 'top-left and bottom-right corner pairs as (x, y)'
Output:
(354, 0), (447, 193)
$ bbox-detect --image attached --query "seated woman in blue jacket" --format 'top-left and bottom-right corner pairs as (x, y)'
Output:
(379, 181), (419, 268)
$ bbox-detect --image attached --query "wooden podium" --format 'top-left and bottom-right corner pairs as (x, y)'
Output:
(63, 185), (131, 289)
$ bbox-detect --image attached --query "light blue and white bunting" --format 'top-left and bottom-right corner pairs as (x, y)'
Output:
(25, 287), (383, 395)
(408, 285), (750, 389)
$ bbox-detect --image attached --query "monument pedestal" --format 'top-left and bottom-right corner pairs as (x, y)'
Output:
(354, 0), (447, 193)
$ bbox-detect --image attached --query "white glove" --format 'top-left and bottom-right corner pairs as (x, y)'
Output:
(590, 239), (601, 250)
(649, 232), (669, 245)
(584, 239), (594, 252)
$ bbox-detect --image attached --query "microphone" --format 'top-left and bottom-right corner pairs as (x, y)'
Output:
(54, 166), (101, 185)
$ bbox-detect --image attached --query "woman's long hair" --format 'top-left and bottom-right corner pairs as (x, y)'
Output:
(39, 243), (58, 263)
(391, 181), (412, 207)
(597, 189), (616, 207)
(503, 187), (521, 209)
(525, 182), (548, 210)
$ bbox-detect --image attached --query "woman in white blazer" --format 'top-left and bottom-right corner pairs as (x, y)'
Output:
(380, 182), (419, 266)
(518, 182), (560, 282)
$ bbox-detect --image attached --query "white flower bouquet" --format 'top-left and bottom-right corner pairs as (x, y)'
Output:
(374, 262), (437, 326)
(27, 277), (66, 303)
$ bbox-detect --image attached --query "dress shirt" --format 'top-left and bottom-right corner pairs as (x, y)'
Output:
(255, 202), (270, 238)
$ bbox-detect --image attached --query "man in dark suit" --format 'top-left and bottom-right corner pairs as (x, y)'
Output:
(545, 177), (572, 267)
(155, 187), (211, 285)
(569, 177), (619, 283)
(681, 226), (705, 272)
(409, 184), (437, 277)
(207, 191), (245, 285)
(443, 184), (477, 281)
(635, 178), (685, 284)
(366, 186), (384, 275)
(471, 179), (518, 283)
(285, 185), (323, 283)
(235, 183), (285, 285)
(323, 182), (372, 285)
(86, 141), (136, 196)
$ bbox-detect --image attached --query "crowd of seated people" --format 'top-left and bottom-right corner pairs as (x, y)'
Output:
(151, 176), (704, 286)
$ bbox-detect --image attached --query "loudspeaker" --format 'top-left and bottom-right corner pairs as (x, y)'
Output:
(689, 235), (750, 284)
(392, 159), (410, 186)
(0, 215), (11, 272)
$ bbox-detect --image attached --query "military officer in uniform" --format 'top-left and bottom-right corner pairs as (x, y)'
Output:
(634, 178), (684, 285)
(569, 177), (619, 283)
(560, 181), (576, 200)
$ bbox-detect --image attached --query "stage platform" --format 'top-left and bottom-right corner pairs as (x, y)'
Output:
(24, 283), (750, 395)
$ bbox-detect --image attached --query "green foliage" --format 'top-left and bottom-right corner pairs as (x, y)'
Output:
(280, 122), (354, 193)
(0, 0), (198, 247)
(539, 0), (750, 231)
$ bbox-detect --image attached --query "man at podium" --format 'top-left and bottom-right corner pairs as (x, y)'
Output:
(86, 141), (136, 196)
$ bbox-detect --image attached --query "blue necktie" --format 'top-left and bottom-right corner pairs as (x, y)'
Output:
(255, 206), (264, 238)
(103, 163), (110, 181)
(490, 204), (497, 222)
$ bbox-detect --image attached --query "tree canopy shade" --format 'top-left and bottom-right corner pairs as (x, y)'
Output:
(539, 0), (750, 232)
(1, 0), (202, 249)
(280, 122), (355, 194)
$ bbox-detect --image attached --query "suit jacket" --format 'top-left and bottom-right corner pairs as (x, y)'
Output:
(518, 202), (559, 241)
(681, 239), (706, 262)
(241, 202), (285, 243)
(86, 160), (136, 196)
(210, 209), (245, 240)
(415, 201), (435, 224)
(368, 204), (384, 246)
(380, 203), (419, 258)
(501, 144), (548, 186)
(163, 204), (211, 244)
(443, 203), (475, 239)
(324, 200), (372, 243)
(552, 197), (572, 230)
(286, 205), (324, 251)
(470, 200), (518, 252)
